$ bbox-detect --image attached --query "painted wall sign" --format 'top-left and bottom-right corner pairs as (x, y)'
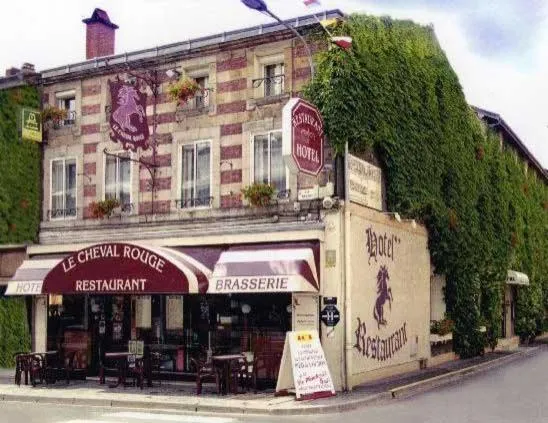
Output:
(276, 330), (336, 400)
(42, 243), (194, 294)
(347, 154), (382, 210)
(108, 80), (150, 151)
(348, 208), (430, 384)
(282, 98), (325, 176)
(21, 108), (42, 142)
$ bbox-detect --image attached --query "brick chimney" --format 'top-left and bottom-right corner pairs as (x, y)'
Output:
(82, 8), (118, 60)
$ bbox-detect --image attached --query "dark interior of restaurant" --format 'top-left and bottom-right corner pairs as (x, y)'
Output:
(47, 293), (291, 385)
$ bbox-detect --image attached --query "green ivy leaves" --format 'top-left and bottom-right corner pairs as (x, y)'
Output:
(305, 14), (547, 356)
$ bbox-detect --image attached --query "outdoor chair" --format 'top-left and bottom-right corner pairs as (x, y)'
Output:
(189, 357), (221, 395)
(127, 356), (145, 389)
(237, 351), (257, 393)
(29, 354), (45, 387)
(14, 352), (30, 386)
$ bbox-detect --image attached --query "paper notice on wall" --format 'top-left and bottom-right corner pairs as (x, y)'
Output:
(166, 295), (184, 330)
(135, 296), (151, 328)
(276, 330), (336, 401)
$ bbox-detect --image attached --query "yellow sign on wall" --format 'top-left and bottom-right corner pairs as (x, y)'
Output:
(21, 108), (42, 142)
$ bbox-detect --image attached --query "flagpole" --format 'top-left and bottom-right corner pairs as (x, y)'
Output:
(262, 9), (315, 79)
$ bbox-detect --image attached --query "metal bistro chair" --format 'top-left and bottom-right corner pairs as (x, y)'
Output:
(14, 352), (30, 386)
(189, 356), (221, 395)
(29, 354), (45, 387)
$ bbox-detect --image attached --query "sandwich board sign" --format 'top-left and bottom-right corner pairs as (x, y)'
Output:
(275, 330), (336, 401)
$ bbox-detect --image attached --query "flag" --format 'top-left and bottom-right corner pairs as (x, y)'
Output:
(331, 36), (352, 50)
(303, 0), (320, 6)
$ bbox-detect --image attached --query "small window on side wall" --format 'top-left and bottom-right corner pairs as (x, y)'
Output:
(263, 63), (284, 97)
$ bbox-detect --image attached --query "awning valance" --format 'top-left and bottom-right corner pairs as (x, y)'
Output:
(42, 243), (210, 294)
(209, 246), (319, 294)
(4, 258), (61, 296)
(506, 270), (529, 286)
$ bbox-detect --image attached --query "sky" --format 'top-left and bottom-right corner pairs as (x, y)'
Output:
(1, 0), (546, 168)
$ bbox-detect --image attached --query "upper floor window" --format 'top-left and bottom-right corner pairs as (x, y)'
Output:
(105, 152), (131, 207)
(179, 141), (212, 208)
(263, 63), (284, 97)
(252, 130), (287, 192)
(50, 158), (76, 219)
(55, 90), (76, 126)
(194, 76), (210, 109)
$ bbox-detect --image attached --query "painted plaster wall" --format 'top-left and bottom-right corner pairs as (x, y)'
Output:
(346, 204), (430, 388)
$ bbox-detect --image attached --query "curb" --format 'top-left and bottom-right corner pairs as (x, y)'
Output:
(0, 346), (541, 415)
(389, 346), (541, 399)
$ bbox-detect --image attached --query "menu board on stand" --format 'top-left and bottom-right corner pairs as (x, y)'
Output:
(275, 330), (336, 401)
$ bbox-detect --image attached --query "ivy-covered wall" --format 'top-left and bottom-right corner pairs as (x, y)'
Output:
(0, 85), (41, 242)
(305, 15), (547, 358)
(0, 84), (40, 365)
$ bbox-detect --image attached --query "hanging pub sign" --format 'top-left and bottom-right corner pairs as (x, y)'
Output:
(282, 98), (324, 176)
(108, 80), (149, 151)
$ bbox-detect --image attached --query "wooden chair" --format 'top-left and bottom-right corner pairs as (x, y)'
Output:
(189, 357), (221, 395)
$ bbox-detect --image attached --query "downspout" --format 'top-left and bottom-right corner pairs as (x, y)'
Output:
(343, 142), (352, 391)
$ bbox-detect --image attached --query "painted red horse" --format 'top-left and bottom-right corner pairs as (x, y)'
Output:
(112, 85), (146, 133)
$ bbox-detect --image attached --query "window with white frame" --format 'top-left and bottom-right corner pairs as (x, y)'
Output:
(55, 90), (76, 126)
(50, 158), (76, 218)
(252, 131), (286, 192)
(104, 152), (131, 207)
(194, 76), (210, 109)
(180, 141), (211, 208)
(264, 63), (284, 97)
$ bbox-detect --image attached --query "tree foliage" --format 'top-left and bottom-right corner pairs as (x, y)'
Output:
(305, 15), (548, 357)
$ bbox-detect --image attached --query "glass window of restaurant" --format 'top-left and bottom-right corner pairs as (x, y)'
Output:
(47, 293), (291, 380)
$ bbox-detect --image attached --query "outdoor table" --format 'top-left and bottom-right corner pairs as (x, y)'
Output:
(212, 354), (244, 395)
(104, 352), (133, 388)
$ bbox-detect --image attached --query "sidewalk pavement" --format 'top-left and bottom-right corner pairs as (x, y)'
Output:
(0, 344), (543, 416)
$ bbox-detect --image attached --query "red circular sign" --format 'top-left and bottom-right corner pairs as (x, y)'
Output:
(291, 100), (324, 176)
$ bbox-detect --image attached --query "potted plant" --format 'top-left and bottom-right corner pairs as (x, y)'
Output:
(89, 198), (120, 219)
(42, 105), (67, 129)
(241, 183), (275, 207)
(167, 76), (201, 106)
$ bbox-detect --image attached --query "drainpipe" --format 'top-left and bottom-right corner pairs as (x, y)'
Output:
(343, 142), (352, 391)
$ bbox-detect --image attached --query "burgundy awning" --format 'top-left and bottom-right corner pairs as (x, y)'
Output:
(209, 245), (319, 294)
(42, 243), (210, 294)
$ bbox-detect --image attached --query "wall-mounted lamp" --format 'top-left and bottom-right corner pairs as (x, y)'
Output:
(383, 212), (402, 223)
(165, 68), (181, 79)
